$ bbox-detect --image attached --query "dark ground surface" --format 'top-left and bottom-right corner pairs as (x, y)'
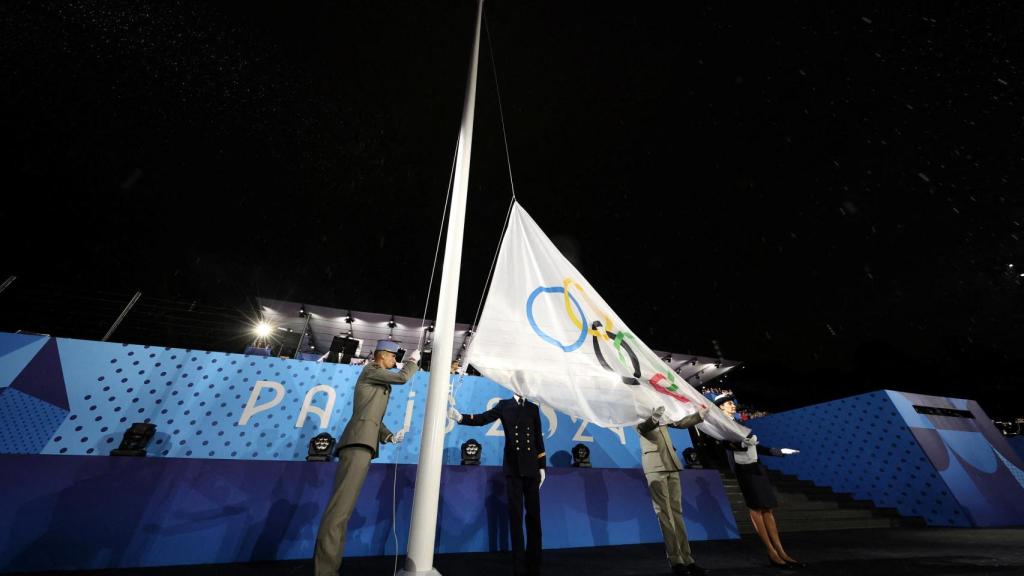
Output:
(7, 527), (1024, 576)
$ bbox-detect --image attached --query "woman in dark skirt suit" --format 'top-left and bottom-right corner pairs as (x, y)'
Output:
(714, 393), (804, 569)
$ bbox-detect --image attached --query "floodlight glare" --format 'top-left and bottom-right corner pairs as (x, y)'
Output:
(254, 321), (272, 338)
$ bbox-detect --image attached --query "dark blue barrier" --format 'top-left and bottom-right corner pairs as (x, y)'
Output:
(1010, 436), (1024, 462)
(0, 454), (736, 572)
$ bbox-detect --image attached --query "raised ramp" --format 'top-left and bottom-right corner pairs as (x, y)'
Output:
(747, 390), (1024, 527)
(720, 469), (921, 534)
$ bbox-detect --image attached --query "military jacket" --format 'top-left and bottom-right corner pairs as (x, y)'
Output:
(636, 411), (704, 474)
(338, 359), (418, 458)
(461, 398), (547, 477)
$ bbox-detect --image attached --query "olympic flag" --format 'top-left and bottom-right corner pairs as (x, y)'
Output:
(466, 202), (750, 441)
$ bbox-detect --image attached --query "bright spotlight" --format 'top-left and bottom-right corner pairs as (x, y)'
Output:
(254, 321), (272, 338)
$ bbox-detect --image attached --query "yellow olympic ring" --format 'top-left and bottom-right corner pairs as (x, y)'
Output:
(562, 278), (614, 339)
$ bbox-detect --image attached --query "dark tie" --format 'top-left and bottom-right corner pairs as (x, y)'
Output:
(517, 397), (523, 407)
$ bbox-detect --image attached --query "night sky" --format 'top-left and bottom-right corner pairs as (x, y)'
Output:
(2, 1), (1021, 417)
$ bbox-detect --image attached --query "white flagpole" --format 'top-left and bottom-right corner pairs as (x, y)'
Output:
(399, 0), (484, 574)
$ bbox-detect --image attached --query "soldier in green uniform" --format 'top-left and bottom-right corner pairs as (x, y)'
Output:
(313, 340), (420, 576)
(637, 404), (710, 576)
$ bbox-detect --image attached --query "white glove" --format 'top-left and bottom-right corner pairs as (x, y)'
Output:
(651, 405), (666, 424)
(448, 406), (463, 423)
(742, 434), (759, 447)
(391, 429), (406, 444)
(407, 349), (421, 364)
(697, 405), (711, 421)
(780, 448), (799, 455)
(539, 469), (546, 488)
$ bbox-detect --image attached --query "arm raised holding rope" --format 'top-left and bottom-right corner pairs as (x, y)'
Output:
(313, 340), (419, 576)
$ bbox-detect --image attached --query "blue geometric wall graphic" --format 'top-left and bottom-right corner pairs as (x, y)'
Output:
(993, 448), (1024, 491)
(10, 337), (68, 410)
(748, 390), (1024, 527)
(0, 388), (70, 453)
(0, 333), (697, 466)
(1010, 437), (1024, 463)
(0, 333), (48, 390)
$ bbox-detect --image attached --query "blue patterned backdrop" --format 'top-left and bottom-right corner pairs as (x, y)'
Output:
(1011, 436), (1024, 462)
(0, 332), (740, 572)
(0, 332), (692, 468)
(747, 390), (1024, 527)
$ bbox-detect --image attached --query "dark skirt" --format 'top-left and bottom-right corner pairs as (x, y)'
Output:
(734, 461), (778, 509)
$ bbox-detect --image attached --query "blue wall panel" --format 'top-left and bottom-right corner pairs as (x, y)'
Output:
(747, 390), (1024, 527)
(887, 391), (1024, 527)
(0, 454), (736, 572)
(0, 389), (69, 454)
(0, 333), (691, 468)
(0, 334), (48, 390)
(1010, 436), (1024, 462)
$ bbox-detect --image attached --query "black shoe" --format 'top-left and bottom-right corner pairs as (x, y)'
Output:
(785, 560), (806, 568)
(769, 559), (797, 570)
(684, 563), (709, 576)
(671, 564), (687, 575)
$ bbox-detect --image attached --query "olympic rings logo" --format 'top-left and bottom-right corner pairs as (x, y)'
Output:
(526, 280), (692, 404)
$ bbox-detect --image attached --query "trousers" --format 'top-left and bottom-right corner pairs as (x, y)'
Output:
(645, 470), (693, 566)
(313, 446), (373, 576)
(506, 474), (542, 576)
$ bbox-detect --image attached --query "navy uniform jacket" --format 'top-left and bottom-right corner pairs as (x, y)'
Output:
(460, 398), (547, 478)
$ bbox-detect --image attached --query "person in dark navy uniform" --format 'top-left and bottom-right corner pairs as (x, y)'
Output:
(449, 394), (546, 576)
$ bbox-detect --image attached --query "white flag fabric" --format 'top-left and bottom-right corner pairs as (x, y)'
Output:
(466, 203), (750, 442)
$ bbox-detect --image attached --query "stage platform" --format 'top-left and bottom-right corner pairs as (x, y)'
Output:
(4, 527), (1022, 576)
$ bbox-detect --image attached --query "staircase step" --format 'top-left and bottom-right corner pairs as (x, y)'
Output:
(733, 515), (900, 533)
(775, 516), (901, 532)
(774, 508), (890, 521)
(716, 468), (926, 532)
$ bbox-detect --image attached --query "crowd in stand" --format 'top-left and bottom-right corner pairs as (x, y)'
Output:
(994, 417), (1024, 437)
(699, 386), (769, 421)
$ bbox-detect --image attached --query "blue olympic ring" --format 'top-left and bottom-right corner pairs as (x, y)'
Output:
(526, 286), (588, 352)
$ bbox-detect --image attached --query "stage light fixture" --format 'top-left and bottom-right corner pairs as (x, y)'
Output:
(387, 315), (397, 329)
(299, 305), (308, 318)
(461, 439), (482, 465)
(572, 443), (591, 467)
(110, 422), (157, 457)
(254, 322), (272, 338)
(307, 432), (336, 462)
(682, 447), (701, 469)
